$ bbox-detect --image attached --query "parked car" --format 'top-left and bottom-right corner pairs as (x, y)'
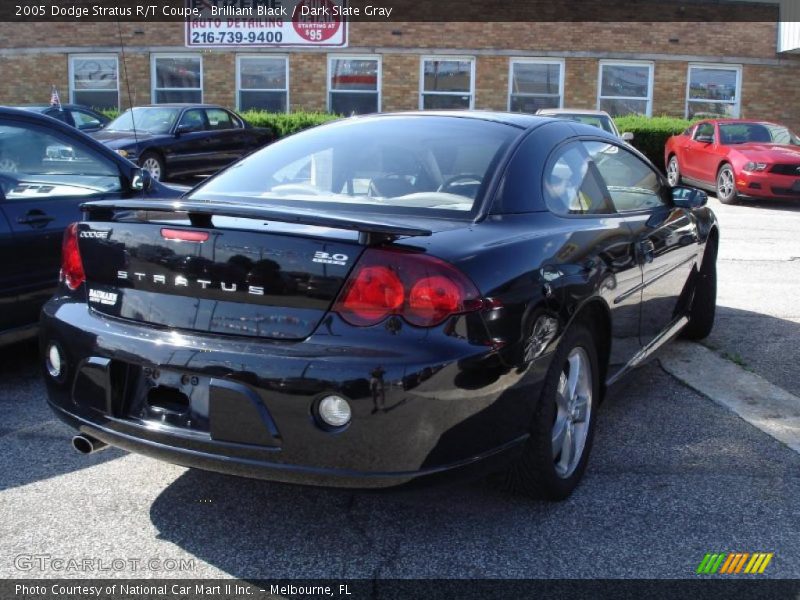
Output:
(665, 118), (800, 204)
(14, 104), (111, 133)
(536, 108), (634, 141)
(41, 112), (718, 500)
(92, 104), (274, 182)
(0, 106), (181, 346)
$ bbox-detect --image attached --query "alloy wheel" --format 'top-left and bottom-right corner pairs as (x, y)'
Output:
(667, 157), (680, 186)
(717, 168), (735, 200)
(142, 157), (162, 181)
(0, 158), (19, 173)
(552, 347), (593, 478)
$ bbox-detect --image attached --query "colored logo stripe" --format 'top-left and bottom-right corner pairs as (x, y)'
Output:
(697, 553), (773, 574)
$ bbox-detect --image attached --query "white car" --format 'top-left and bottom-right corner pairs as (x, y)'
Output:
(536, 108), (634, 142)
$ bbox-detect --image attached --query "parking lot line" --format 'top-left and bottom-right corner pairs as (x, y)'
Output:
(660, 341), (800, 454)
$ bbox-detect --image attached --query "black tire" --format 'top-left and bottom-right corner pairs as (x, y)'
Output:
(716, 164), (738, 205)
(667, 155), (681, 187)
(681, 238), (717, 340)
(140, 151), (166, 182)
(501, 322), (600, 501)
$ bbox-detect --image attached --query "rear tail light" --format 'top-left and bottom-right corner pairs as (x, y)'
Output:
(333, 248), (484, 327)
(60, 223), (85, 290)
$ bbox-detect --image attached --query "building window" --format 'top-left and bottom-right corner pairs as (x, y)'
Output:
(152, 55), (202, 104)
(420, 57), (474, 110)
(236, 56), (288, 112)
(508, 59), (563, 112)
(686, 64), (741, 119)
(597, 61), (653, 117)
(69, 55), (119, 109)
(328, 56), (380, 115)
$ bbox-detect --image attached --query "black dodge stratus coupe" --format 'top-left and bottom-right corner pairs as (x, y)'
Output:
(41, 112), (718, 500)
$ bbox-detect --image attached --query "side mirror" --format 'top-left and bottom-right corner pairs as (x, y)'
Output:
(695, 134), (714, 144)
(671, 186), (707, 208)
(175, 124), (193, 136)
(621, 131), (634, 142)
(131, 168), (153, 192)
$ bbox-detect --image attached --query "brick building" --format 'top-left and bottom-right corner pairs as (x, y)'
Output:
(3, 2), (800, 128)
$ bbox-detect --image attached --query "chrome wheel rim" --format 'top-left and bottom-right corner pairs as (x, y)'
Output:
(717, 169), (734, 199)
(667, 158), (679, 186)
(142, 158), (162, 181)
(0, 158), (18, 173)
(552, 347), (592, 478)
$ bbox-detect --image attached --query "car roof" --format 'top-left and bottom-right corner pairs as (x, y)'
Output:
(704, 118), (782, 126)
(131, 104), (226, 109)
(349, 110), (563, 130)
(537, 108), (612, 117)
(11, 104), (96, 111)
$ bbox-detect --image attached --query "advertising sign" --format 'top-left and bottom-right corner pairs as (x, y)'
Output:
(186, 0), (348, 48)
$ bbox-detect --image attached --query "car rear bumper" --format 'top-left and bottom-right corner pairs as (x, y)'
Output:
(40, 296), (546, 488)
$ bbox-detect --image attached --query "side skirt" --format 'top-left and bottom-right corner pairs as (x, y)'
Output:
(606, 315), (690, 386)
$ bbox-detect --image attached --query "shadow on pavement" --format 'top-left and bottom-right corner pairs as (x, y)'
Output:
(149, 362), (800, 579)
(0, 339), (125, 492)
(705, 305), (800, 393)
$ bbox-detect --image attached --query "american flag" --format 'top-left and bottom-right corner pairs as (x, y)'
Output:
(50, 86), (62, 110)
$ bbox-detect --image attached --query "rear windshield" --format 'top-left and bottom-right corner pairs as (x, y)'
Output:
(553, 114), (617, 135)
(189, 116), (517, 217)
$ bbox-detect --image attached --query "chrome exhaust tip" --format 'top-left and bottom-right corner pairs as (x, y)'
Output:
(72, 434), (108, 455)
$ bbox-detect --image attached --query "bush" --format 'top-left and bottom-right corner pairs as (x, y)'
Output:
(98, 108), (120, 121)
(239, 110), (341, 138)
(613, 115), (699, 171)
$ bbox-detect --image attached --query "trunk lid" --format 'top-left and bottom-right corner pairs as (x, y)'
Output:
(76, 200), (432, 340)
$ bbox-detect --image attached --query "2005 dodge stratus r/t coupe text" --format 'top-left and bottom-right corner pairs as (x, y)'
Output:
(41, 112), (718, 500)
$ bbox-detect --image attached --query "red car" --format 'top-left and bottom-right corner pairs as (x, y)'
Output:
(665, 119), (800, 204)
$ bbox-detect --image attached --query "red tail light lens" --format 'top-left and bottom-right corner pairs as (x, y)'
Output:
(60, 223), (85, 290)
(334, 248), (483, 327)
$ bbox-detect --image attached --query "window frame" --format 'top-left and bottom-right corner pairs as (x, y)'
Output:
(596, 60), (654, 117)
(151, 53), (203, 104)
(68, 54), (120, 109)
(235, 54), (289, 113)
(327, 54), (382, 115)
(685, 63), (742, 119)
(542, 136), (670, 219)
(419, 56), (476, 110)
(507, 58), (565, 112)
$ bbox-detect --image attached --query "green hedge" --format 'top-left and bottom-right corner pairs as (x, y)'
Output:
(613, 115), (699, 171)
(97, 108), (340, 139)
(239, 110), (341, 137)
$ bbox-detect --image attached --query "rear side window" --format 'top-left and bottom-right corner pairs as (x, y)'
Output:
(584, 141), (667, 213)
(206, 109), (236, 131)
(543, 141), (613, 215)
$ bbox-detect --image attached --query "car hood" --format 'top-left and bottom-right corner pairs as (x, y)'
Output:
(91, 130), (163, 148)
(732, 143), (800, 163)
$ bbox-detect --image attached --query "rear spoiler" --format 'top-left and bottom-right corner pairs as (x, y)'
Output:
(81, 199), (432, 245)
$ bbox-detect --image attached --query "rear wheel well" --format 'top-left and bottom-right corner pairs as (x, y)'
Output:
(571, 300), (611, 400)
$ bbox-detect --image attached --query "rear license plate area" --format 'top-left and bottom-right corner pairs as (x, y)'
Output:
(125, 366), (210, 431)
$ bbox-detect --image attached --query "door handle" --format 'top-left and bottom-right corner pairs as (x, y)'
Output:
(18, 212), (55, 227)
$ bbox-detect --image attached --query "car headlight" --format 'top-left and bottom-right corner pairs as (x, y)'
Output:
(116, 149), (129, 158)
(744, 162), (768, 172)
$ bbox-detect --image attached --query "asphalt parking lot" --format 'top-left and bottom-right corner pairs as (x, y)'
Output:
(0, 197), (798, 580)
